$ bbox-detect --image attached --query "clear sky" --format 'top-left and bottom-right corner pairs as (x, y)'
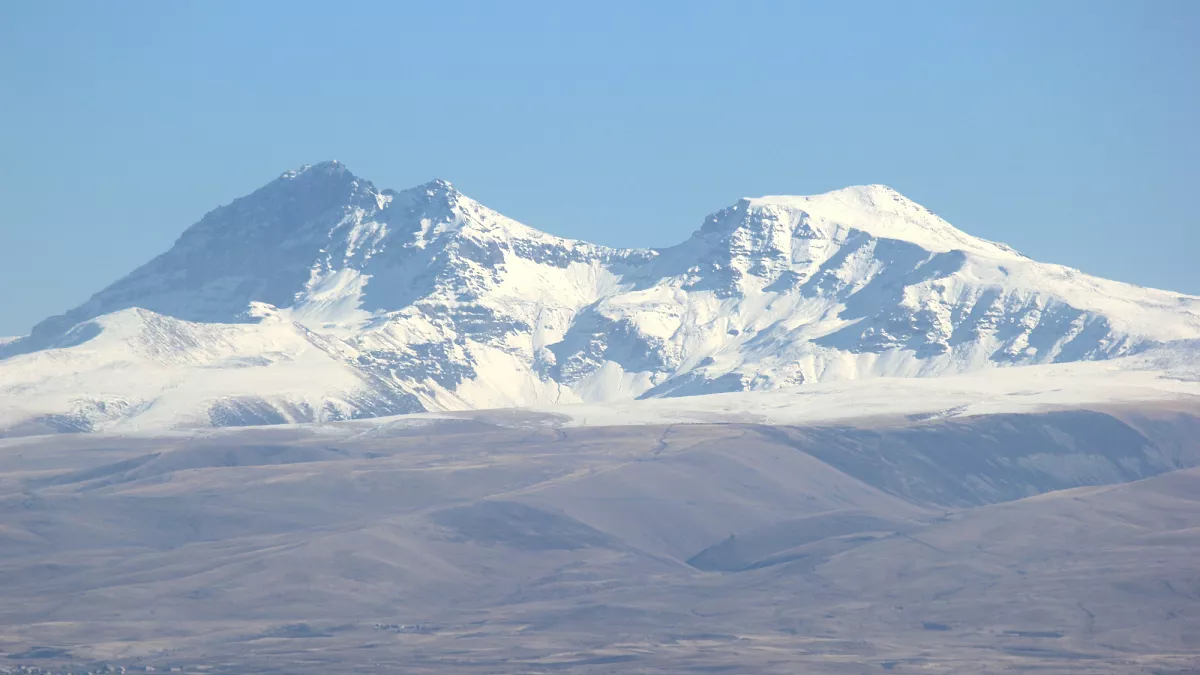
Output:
(1, 1), (1197, 336)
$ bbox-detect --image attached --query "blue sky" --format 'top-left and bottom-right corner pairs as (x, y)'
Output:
(1, 0), (1197, 336)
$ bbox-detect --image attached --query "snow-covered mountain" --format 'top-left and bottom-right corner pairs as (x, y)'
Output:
(3, 160), (1199, 433)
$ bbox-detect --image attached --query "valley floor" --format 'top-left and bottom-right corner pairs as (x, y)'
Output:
(1, 406), (1199, 674)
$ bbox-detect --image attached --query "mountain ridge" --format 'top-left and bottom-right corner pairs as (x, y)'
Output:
(2, 161), (1199, 433)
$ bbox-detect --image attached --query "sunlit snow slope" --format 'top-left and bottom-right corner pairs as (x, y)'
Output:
(2, 161), (1198, 433)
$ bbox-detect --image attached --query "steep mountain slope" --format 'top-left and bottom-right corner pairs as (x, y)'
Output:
(2, 161), (1199, 432)
(567, 187), (1200, 397)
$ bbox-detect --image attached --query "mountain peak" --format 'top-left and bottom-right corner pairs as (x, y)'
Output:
(258, 160), (375, 212)
(411, 177), (461, 203)
(280, 159), (352, 180)
(420, 177), (454, 191)
(746, 183), (917, 212)
(735, 184), (1023, 260)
